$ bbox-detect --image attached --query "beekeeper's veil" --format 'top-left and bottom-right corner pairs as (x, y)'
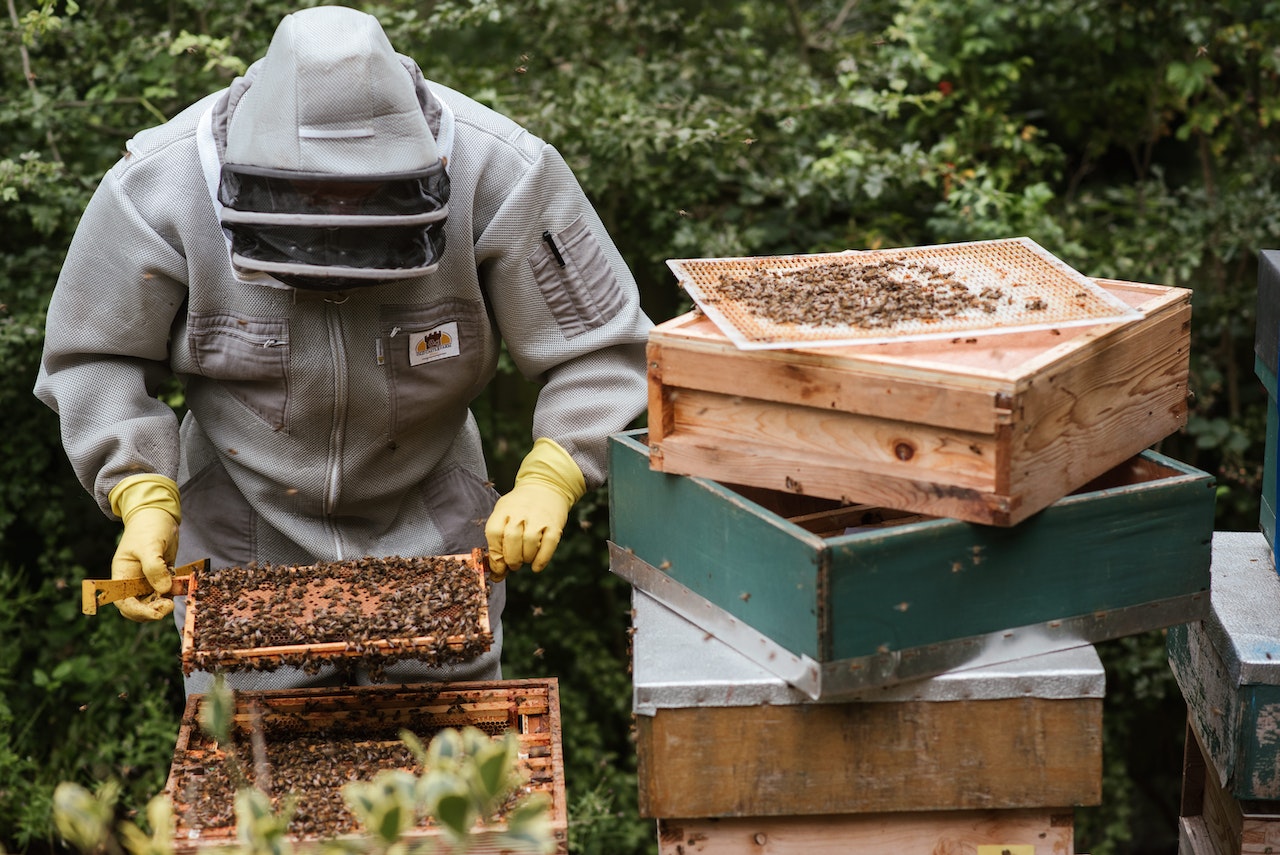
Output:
(217, 6), (449, 291)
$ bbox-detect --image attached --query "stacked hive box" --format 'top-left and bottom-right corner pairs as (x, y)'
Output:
(630, 587), (1101, 854)
(1168, 532), (1280, 855)
(610, 249), (1216, 852)
(1164, 251), (1280, 854)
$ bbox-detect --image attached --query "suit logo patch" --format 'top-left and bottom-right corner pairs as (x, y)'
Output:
(408, 322), (460, 366)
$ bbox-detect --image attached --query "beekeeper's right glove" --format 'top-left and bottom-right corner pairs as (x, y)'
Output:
(108, 474), (181, 622)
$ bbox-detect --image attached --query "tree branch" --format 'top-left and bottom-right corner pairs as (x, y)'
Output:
(784, 0), (811, 67)
(6, 0), (63, 163)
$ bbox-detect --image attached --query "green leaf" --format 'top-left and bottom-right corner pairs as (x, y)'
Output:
(198, 674), (234, 744)
(432, 792), (474, 839)
(474, 743), (513, 800)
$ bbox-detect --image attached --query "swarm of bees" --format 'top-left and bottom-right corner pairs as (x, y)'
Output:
(705, 257), (1031, 330)
(184, 554), (492, 677)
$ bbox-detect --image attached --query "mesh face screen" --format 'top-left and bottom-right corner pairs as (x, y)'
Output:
(667, 237), (1140, 349)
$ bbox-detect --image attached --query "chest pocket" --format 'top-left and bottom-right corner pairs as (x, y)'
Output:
(187, 312), (289, 431)
(380, 300), (488, 442)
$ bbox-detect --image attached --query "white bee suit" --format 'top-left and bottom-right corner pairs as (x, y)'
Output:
(34, 7), (652, 693)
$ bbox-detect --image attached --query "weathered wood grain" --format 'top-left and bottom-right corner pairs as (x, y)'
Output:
(647, 279), (1191, 525)
(635, 697), (1101, 818)
(654, 809), (1074, 854)
(1180, 720), (1280, 855)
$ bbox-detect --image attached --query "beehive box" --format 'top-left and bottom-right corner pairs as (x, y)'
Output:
(181, 550), (492, 677)
(1254, 249), (1280, 381)
(1180, 717), (1280, 855)
(610, 429), (1214, 697)
(630, 588), (1103, 819)
(647, 276), (1190, 526)
(1257, 356), (1276, 552)
(1168, 532), (1280, 803)
(165, 679), (566, 852)
(656, 810), (1076, 855)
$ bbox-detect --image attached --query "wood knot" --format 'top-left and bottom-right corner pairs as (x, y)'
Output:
(893, 441), (915, 461)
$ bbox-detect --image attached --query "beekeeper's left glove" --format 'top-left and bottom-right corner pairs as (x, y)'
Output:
(108, 474), (181, 622)
(485, 438), (586, 581)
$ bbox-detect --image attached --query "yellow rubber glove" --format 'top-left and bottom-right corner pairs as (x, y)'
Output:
(108, 474), (182, 622)
(485, 438), (586, 581)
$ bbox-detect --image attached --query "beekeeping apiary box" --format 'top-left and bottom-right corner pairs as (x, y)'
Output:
(630, 588), (1102, 819)
(633, 588), (1092, 853)
(1257, 356), (1276, 552)
(647, 277), (1190, 526)
(165, 679), (566, 853)
(610, 428), (1213, 697)
(1168, 532), (1280, 804)
(656, 810), (1076, 855)
(1255, 250), (1280, 555)
(1179, 717), (1280, 855)
(1254, 250), (1280, 381)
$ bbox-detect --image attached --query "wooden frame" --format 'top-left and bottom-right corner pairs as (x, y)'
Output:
(180, 549), (492, 674)
(647, 278), (1190, 526)
(165, 679), (566, 853)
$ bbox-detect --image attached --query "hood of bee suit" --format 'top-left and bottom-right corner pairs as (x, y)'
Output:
(216, 5), (450, 291)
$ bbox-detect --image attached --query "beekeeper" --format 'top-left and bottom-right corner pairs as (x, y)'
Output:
(34, 6), (652, 692)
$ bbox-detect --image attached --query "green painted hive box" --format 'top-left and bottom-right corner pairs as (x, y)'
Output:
(1168, 531), (1280, 803)
(610, 429), (1214, 698)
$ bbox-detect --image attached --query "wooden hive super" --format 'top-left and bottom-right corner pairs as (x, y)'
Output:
(610, 428), (1214, 697)
(1168, 533), (1280, 805)
(647, 275), (1191, 526)
(165, 679), (567, 853)
(1171, 533), (1280, 847)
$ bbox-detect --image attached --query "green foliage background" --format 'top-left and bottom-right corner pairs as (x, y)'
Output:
(2, 1), (1277, 853)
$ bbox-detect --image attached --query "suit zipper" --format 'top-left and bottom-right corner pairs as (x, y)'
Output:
(324, 301), (349, 559)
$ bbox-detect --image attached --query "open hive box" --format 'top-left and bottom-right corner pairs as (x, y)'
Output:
(654, 240), (1190, 526)
(165, 679), (566, 852)
(610, 429), (1214, 697)
(181, 549), (492, 678)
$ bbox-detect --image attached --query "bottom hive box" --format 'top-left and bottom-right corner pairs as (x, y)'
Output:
(657, 809), (1075, 855)
(1167, 532), (1280, 802)
(165, 679), (566, 853)
(1180, 719), (1280, 855)
(630, 588), (1103, 819)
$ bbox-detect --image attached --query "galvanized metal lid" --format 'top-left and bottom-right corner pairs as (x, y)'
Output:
(631, 588), (1105, 715)
(1200, 531), (1280, 685)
